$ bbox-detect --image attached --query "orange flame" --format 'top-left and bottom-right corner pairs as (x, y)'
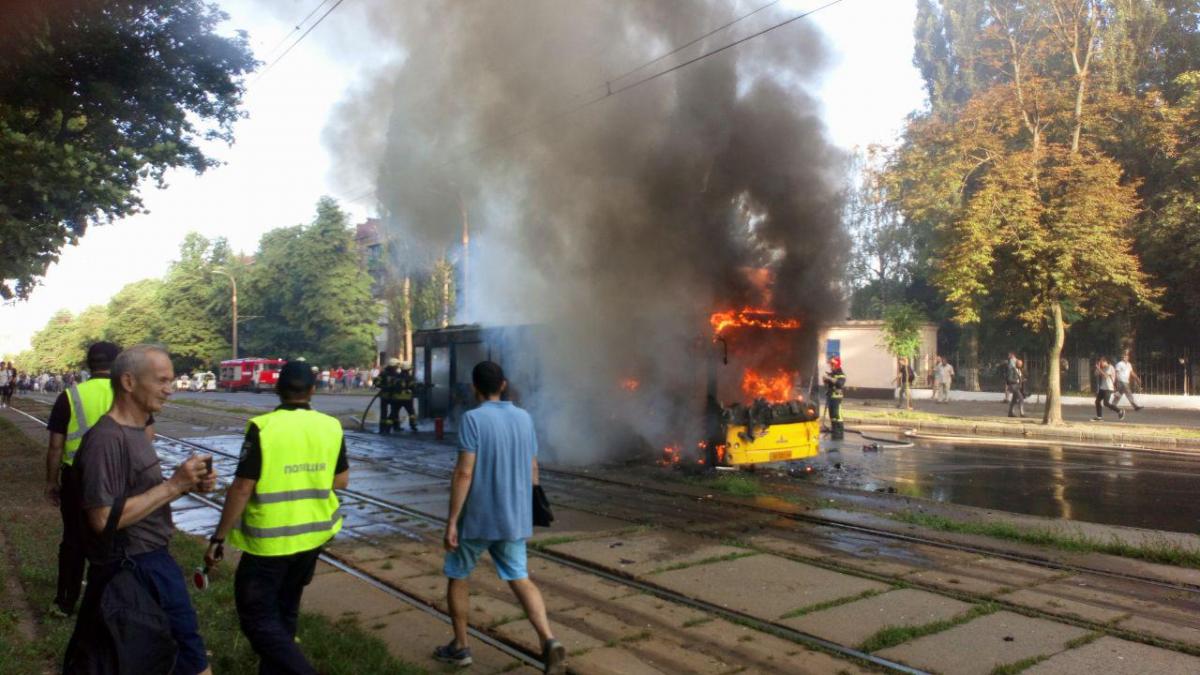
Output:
(620, 378), (640, 392)
(659, 444), (683, 466)
(742, 368), (798, 402)
(710, 308), (801, 336)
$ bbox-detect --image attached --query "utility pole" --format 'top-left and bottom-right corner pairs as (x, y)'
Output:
(458, 190), (469, 318)
(213, 269), (238, 360)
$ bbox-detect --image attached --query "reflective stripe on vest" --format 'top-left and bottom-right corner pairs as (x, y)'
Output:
(64, 378), (114, 465)
(228, 408), (343, 557)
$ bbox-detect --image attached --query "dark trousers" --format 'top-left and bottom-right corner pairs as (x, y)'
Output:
(235, 548), (321, 675)
(1095, 389), (1120, 417)
(56, 465), (86, 613)
(380, 399), (416, 433)
(827, 397), (844, 440)
(1008, 387), (1025, 417)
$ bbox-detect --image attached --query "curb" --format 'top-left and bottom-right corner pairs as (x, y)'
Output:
(841, 414), (1200, 452)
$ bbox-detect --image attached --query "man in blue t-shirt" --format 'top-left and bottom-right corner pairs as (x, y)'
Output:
(436, 361), (566, 674)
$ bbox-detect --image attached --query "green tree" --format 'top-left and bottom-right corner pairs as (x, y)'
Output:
(0, 0), (256, 299)
(26, 310), (85, 371)
(159, 232), (234, 371)
(104, 278), (166, 348)
(893, 0), (1162, 424)
(245, 198), (379, 366)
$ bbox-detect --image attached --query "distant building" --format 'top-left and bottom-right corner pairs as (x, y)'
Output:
(354, 218), (390, 364)
(818, 320), (939, 397)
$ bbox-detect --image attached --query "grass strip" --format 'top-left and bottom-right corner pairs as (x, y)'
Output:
(649, 551), (758, 575)
(683, 474), (765, 498)
(989, 655), (1050, 675)
(0, 416), (424, 675)
(858, 602), (998, 653)
(892, 511), (1200, 569)
(168, 398), (263, 417)
(778, 588), (890, 620)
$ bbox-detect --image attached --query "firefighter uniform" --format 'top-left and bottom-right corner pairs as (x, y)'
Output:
(823, 358), (846, 441)
(54, 375), (114, 613)
(228, 403), (347, 675)
(378, 360), (417, 434)
(396, 367), (418, 431)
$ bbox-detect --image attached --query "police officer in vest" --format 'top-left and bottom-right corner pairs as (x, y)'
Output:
(822, 355), (847, 441)
(44, 341), (121, 615)
(205, 361), (349, 674)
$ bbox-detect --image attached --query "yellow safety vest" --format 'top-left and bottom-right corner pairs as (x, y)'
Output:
(64, 378), (114, 465)
(229, 408), (344, 557)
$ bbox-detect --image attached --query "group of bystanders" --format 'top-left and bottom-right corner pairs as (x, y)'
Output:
(33, 339), (563, 674)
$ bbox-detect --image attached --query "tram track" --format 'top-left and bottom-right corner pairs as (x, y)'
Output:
(14, 398), (1200, 664)
(153, 425), (1200, 661)
(9, 401), (930, 674)
(16, 393), (1200, 595)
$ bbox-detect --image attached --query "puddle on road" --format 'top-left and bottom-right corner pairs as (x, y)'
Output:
(811, 435), (1200, 534)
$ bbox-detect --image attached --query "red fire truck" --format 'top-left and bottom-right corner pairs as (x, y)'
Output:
(218, 358), (286, 393)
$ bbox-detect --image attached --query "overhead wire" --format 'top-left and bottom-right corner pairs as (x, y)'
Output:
(254, 0), (349, 82)
(440, 0), (850, 165)
(257, 0), (334, 64)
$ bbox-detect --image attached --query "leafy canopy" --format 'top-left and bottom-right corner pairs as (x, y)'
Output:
(0, 0), (256, 299)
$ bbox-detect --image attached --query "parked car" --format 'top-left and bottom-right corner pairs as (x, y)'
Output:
(190, 372), (217, 392)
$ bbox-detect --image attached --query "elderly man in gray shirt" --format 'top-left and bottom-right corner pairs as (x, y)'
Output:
(63, 345), (216, 675)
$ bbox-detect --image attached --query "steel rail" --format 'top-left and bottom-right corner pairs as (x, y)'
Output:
(147, 429), (927, 673)
(14, 399), (1197, 595)
(4, 403), (545, 670)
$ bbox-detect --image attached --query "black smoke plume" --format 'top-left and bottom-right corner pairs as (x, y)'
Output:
(324, 0), (847, 462)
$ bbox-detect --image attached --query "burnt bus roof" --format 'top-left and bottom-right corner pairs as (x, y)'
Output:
(412, 323), (540, 348)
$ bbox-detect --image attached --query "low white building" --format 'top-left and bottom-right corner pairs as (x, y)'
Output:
(817, 320), (939, 397)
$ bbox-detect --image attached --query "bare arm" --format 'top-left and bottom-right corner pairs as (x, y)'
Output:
(532, 456), (540, 486)
(46, 432), (65, 486)
(446, 451), (476, 527)
(212, 477), (257, 541)
(84, 454), (210, 534)
(333, 468), (350, 490)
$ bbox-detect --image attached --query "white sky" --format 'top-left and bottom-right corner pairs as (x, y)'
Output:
(0, 0), (925, 357)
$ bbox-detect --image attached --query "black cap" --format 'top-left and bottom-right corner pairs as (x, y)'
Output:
(278, 361), (317, 391)
(86, 342), (121, 371)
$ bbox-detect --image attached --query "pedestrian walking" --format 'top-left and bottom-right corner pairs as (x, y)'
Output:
(438, 361), (566, 673)
(933, 356), (954, 403)
(1112, 350), (1144, 412)
(63, 345), (216, 675)
(1006, 357), (1025, 417)
(1092, 356), (1124, 421)
(205, 361), (349, 675)
(894, 357), (915, 410)
(0, 361), (11, 408)
(822, 356), (846, 440)
(44, 342), (121, 616)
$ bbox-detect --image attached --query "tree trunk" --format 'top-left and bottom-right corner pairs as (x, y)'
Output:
(963, 326), (981, 391)
(402, 275), (413, 364)
(1043, 301), (1066, 425)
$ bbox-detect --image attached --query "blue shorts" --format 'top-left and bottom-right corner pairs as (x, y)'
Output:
(134, 548), (209, 675)
(444, 539), (528, 581)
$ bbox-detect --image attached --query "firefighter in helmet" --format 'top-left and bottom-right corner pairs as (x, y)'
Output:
(378, 358), (403, 435)
(823, 355), (846, 440)
(396, 362), (418, 432)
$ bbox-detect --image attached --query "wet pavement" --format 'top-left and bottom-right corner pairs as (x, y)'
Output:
(813, 435), (1200, 534)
